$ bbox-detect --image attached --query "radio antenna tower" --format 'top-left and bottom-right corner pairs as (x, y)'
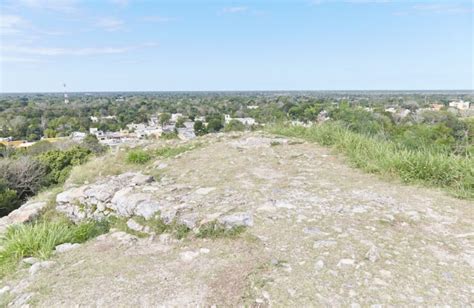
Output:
(63, 83), (69, 104)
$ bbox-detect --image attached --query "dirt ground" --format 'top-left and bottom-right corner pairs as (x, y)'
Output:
(3, 132), (473, 306)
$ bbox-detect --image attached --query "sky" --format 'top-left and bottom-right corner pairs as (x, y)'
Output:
(0, 0), (472, 92)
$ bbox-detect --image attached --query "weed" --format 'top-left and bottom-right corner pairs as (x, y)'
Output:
(126, 149), (151, 164)
(196, 221), (246, 239)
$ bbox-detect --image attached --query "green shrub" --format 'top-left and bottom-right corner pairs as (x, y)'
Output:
(224, 119), (246, 132)
(37, 146), (92, 185)
(126, 149), (151, 164)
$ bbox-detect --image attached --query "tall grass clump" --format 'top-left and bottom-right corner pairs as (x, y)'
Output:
(126, 149), (151, 164)
(155, 144), (197, 158)
(0, 220), (109, 277)
(268, 123), (473, 199)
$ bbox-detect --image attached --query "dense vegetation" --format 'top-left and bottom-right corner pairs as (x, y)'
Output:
(0, 136), (105, 216)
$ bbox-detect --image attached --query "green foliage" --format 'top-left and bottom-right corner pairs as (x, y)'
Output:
(25, 140), (55, 156)
(175, 117), (186, 128)
(81, 134), (107, 154)
(0, 179), (18, 217)
(207, 118), (224, 133)
(224, 119), (246, 132)
(37, 146), (92, 185)
(159, 113), (171, 126)
(160, 131), (179, 140)
(155, 145), (195, 158)
(196, 221), (246, 239)
(268, 123), (473, 199)
(126, 149), (151, 164)
(194, 120), (208, 136)
(0, 220), (109, 277)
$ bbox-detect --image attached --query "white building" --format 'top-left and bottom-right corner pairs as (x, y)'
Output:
(70, 131), (86, 141)
(224, 114), (256, 126)
(171, 113), (183, 122)
(449, 100), (470, 110)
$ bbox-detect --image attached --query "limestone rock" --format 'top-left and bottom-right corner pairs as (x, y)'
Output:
(365, 245), (380, 263)
(22, 257), (40, 265)
(7, 201), (47, 224)
(55, 243), (81, 253)
(180, 251), (199, 262)
(29, 261), (56, 275)
(218, 212), (253, 228)
(337, 259), (355, 268)
(127, 218), (145, 233)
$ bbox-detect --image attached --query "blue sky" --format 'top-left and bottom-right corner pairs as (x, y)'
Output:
(0, 0), (472, 92)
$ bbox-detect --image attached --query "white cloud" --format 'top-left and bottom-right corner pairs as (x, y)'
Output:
(14, 0), (78, 12)
(311, 0), (391, 4)
(0, 15), (30, 35)
(96, 17), (124, 32)
(0, 56), (42, 63)
(412, 3), (473, 14)
(2, 43), (157, 56)
(142, 16), (175, 23)
(109, 0), (129, 8)
(220, 6), (248, 14)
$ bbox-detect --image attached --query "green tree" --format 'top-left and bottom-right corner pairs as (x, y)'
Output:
(224, 119), (245, 132)
(0, 179), (19, 216)
(159, 113), (171, 127)
(207, 118), (223, 133)
(176, 117), (186, 128)
(82, 134), (106, 154)
(194, 120), (207, 136)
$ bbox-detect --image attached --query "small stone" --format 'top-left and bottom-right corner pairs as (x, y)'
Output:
(126, 218), (145, 232)
(110, 231), (138, 245)
(22, 257), (39, 265)
(218, 212), (253, 228)
(365, 245), (380, 263)
(379, 269), (392, 278)
(29, 261), (56, 275)
(199, 248), (210, 254)
(373, 278), (388, 286)
(262, 291), (270, 299)
(337, 259), (355, 268)
(159, 233), (173, 244)
(315, 260), (325, 270)
(0, 286), (10, 296)
(303, 227), (328, 236)
(180, 251), (199, 262)
(55, 243), (81, 253)
(287, 288), (296, 297)
(313, 240), (337, 249)
(195, 187), (216, 195)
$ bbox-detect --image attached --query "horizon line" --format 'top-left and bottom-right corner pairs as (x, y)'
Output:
(1, 89), (473, 95)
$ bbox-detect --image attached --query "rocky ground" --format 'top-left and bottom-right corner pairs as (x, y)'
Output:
(1, 132), (473, 306)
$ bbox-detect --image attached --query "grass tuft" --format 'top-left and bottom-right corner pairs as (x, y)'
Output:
(126, 149), (152, 164)
(0, 220), (109, 277)
(196, 221), (246, 239)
